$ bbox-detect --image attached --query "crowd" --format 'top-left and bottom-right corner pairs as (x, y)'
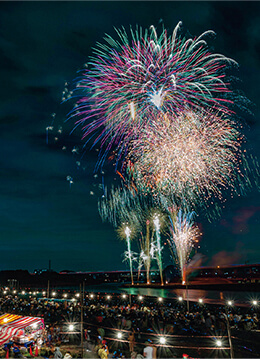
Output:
(0, 293), (258, 358)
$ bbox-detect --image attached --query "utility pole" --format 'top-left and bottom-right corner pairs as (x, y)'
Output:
(184, 266), (189, 313)
(225, 306), (234, 359)
(47, 280), (50, 298)
(80, 282), (85, 358)
(185, 280), (189, 313)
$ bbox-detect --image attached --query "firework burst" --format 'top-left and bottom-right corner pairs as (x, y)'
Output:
(70, 22), (236, 167)
(126, 110), (246, 209)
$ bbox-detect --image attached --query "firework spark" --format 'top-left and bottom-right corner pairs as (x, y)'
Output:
(98, 185), (158, 228)
(137, 241), (156, 283)
(124, 226), (134, 285)
(153, 214), (164, 285)
(167, 209), (201, 283)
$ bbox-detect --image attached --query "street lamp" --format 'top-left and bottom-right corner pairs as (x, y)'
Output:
(158, 297), (163, 302)
(117, 332), (123, 339)
(178, 296), (183, 302)
(225, 303), (234, 358)
(159, 337), (166, 345)
(198, 298), (203, 304)
(138, 295), (143, 301)
(252, 300), (258, 306)
(68, 324), (74, 331)
(216, 340), (222, 347)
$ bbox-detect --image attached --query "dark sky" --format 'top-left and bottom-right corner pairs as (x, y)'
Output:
(0, 1), (259, 272)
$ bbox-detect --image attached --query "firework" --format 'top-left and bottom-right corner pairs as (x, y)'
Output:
(137, 220), (155, 285)
(167, 209), (201, 283)
(100, 186), (166, 284)
(67, 21), (257, 286)
(124, 226), (134, 285)
(153, 214), (164, 285)
(127, 110), (246, 210)
(70, 23), (236, 167)
(98, 185), (158, 227)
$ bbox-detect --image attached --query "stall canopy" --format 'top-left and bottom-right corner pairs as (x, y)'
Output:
(0, 314), (22, 325)
(0, 314), (44, 346)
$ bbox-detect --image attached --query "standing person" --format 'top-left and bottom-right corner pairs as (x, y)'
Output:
(54, 347), (63, 359)
(205, 313), (213, 334)
(151, 342), (157, 359)
(63, 352), (72, 359)
(98, 344), (109, 359)
(143, 341), (153, 359)
(128, 328), (135, 353)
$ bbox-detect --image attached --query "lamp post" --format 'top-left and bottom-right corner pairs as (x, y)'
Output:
(225, 303), (234, 359)
(80, 282), (85, 358)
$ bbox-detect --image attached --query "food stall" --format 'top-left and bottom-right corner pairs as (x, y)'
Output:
(0, 313), (44, 348)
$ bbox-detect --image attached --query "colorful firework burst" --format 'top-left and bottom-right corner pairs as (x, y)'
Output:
(126, 110), (247, 209)
(70, 22), (236, 167)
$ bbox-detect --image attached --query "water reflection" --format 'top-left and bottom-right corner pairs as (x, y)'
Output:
(124, 286), (260, 307)
(83, 283), (260, 307)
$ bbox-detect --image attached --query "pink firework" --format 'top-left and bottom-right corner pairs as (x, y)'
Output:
(70, 23), (236, 166)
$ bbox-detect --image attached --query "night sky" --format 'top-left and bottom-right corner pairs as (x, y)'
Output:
(0, 1), (259, 272)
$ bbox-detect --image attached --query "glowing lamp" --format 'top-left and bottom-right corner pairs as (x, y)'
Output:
(159, 337), (166, 345)
(68, 324), (74, 331)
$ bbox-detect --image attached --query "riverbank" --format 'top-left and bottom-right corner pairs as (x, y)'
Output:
(124, 279), (260, 291)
